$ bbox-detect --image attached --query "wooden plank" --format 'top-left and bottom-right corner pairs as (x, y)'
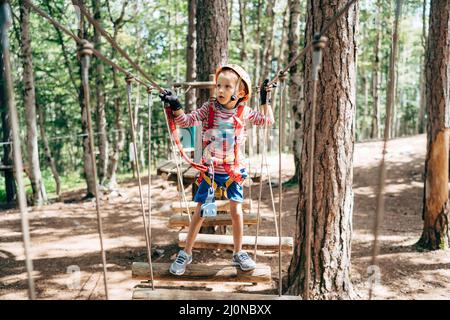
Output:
(156, 160), (174, 175)
(171, 200), (250, 214)
(166, 162), (191, 175)
(132, 288), (301, 300)
(179, 233), (293, 253)
(183, 166), (199, 180)
(132, 262), (271, 283)
(169, 213), (258, 228)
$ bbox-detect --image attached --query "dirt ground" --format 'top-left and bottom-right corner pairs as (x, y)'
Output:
(1, 134), (449, 300)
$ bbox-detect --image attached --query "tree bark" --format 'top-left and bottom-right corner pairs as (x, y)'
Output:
(286, 0), (302, 185)
(19, 0), (47, 205)
(196, 0), (228, 105)
(185, 0), (197, 113)
(287, 0), (359, 299)
(417, 0), (449, 251)
(92, 0), (108, 186)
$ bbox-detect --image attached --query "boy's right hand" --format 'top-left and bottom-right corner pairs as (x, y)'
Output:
(260, 79), (272, 105)
(159, 89), (183, 111)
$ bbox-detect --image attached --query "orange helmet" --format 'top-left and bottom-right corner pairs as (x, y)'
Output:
(215, 64), (252, 102)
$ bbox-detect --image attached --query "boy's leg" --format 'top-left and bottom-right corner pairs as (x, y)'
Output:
(229, 200), (243, 252)
(183, 202), (205, 255)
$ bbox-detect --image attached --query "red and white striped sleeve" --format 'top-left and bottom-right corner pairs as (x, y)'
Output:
(174, 101), (210, 128)
(244, 105), (274, 126)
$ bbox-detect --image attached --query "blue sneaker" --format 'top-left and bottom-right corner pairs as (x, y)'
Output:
(169, 250), (192, 275)
(232, 251), (256, 271)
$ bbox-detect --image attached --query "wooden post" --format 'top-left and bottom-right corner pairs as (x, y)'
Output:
(78, 39), (109, 299)
(1, 0), (35, 299)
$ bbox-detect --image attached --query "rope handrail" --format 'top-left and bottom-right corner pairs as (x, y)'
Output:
(268, 0), (358, 86)
(73, 0), (164, 93)
(24, 0), (152, 90)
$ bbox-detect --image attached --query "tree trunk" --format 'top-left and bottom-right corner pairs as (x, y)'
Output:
(286, 0), (302, 185)
(386, 0), (402, 140)
(417, 0), (449, 251)
(196, 0), (228, 105)
(417, 0), (428, 134)
(185, 0), (197, 113)
(92, 0), (108, 186)
(287, 0), (359, 299)
(261, 0), (276, 80)
(228, 0), (233, 38)
(363, 74), (369, 139)
(76, 1), (95, 198)
(19, 0), (47, 205)
(36, 104), (61, 196)
(238, 0), (247, 64)
(277, 3), (290, 71)
(196, 0), (228, 234)
(252, 0), (263, 88)
(370, 2), (381, 139)
(0, 51), (15, 203)
(106, 0), (129, 188)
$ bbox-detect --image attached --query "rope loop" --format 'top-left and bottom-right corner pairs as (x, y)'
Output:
(79, 39), (94, 57)
(125, 73), (134, 84)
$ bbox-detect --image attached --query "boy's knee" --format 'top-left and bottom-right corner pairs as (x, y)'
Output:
(230, 201), (243, 216)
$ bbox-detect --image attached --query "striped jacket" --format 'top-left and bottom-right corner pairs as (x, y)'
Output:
(174, 100), (274, 174)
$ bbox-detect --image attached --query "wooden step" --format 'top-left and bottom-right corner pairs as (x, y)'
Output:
(171, 200), (251, 214)
(132, 288), (301, 300)
(169, 213), (258, 228)
(179, 233), (293, 253)
(132, 262), (271, 283)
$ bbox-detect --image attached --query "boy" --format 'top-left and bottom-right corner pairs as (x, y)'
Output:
(159, 64), (274, 275)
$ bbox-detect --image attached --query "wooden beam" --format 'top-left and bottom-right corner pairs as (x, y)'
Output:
(132, 262), (271, 283)
(179, 233), (293, 253)
(132, 288), (301, 300)
(172, 200), (250, 214)
(169, 213), (258, 228)
(172, 81), (215, 89)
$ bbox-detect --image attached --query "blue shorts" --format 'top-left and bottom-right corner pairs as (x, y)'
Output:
(194, 168), (248, 203)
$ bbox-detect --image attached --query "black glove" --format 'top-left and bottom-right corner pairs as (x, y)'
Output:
(159, 89), (183, 111)
(260, 79), (270, 105)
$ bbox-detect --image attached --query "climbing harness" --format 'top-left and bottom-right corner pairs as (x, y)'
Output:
(200, 163), (218, 218)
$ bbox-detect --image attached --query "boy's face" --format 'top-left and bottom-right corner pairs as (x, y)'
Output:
(216, 71), (245, 108)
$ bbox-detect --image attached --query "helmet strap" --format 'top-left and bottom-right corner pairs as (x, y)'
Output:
(227, 76), (242, 105)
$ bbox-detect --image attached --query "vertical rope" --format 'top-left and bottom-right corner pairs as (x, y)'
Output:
(146, 89), (155, 290)
(304, 34), (327, 300)
(254, 84), (280, 260)
(278, 74), (287, 297)
(262, 92), (279, 237)
(79, 41), (109, 299)
(173, 87), (190, 221)
(126, 78), (154, 290)
(1, 1), (35, 299)
(254, 89), (269, 260)
(162, 105), (192, 222)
